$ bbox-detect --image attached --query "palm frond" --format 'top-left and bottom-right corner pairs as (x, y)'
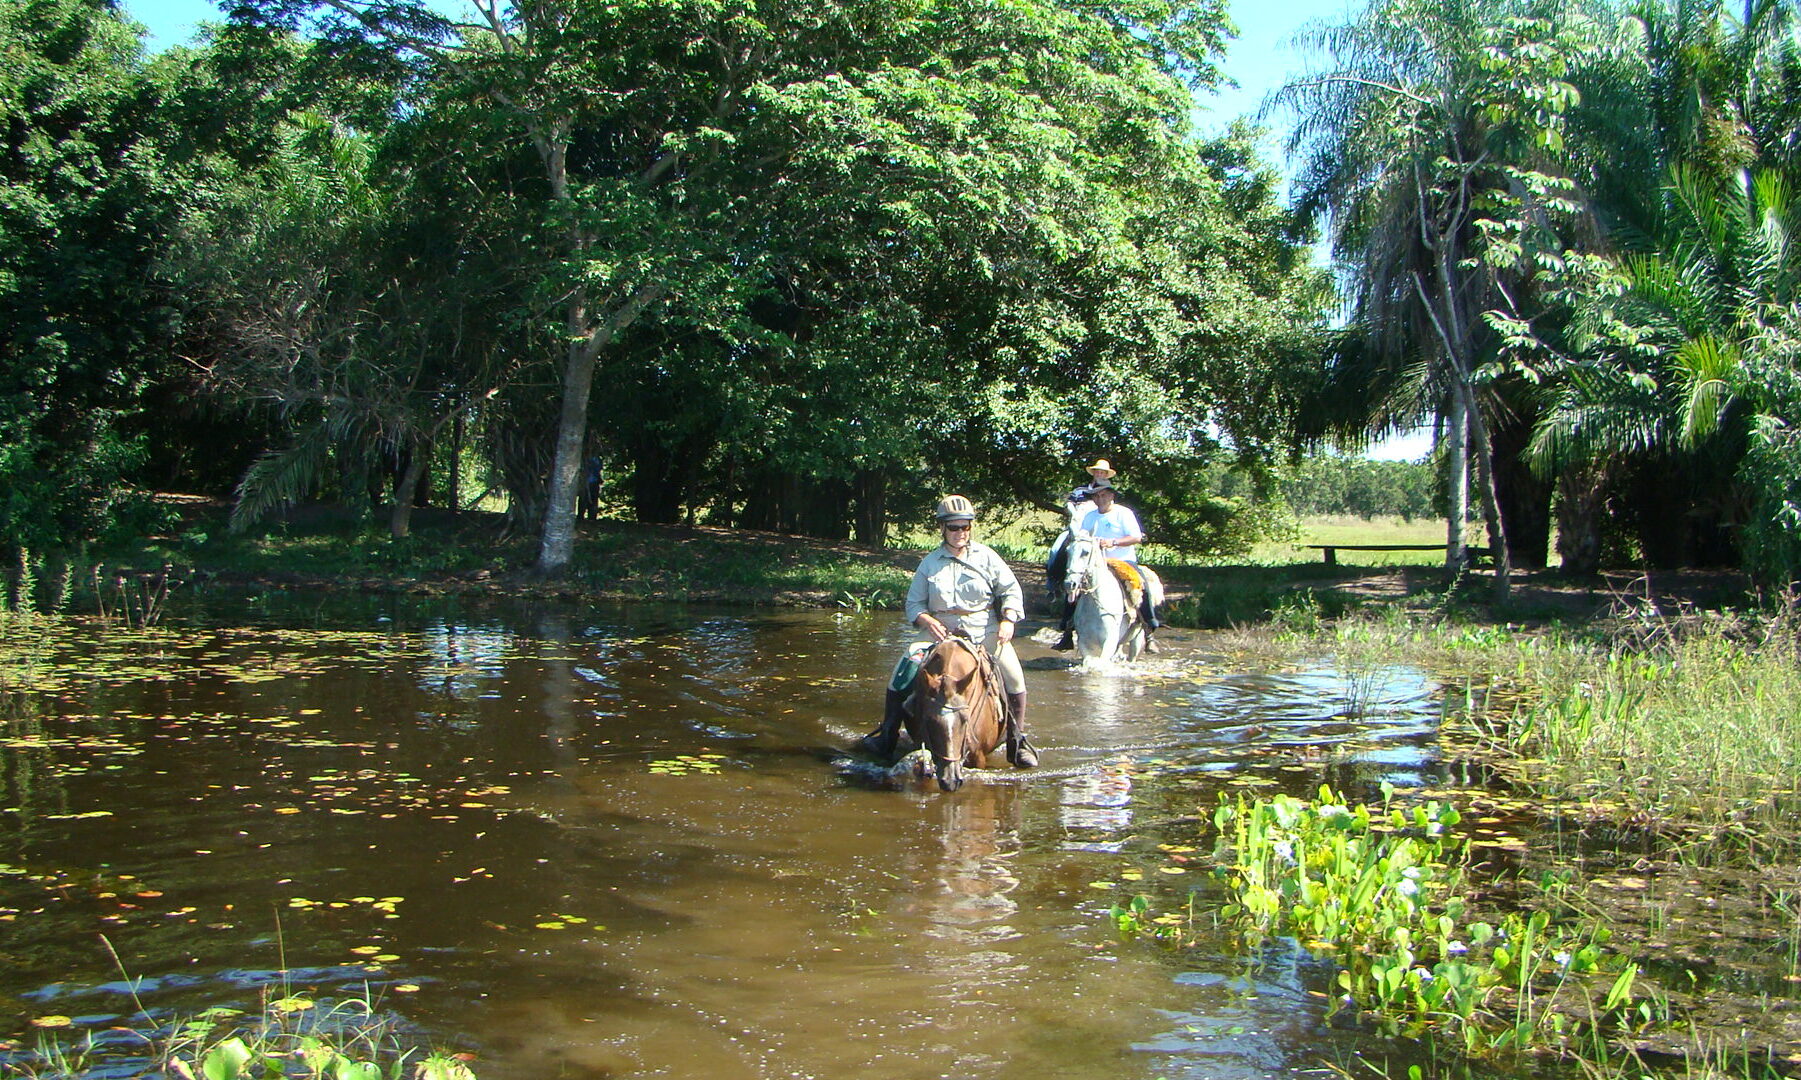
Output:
(1673, 331), (1743, 442)
(229, 422), (337, 533)
(1529, 358), (1669, 470)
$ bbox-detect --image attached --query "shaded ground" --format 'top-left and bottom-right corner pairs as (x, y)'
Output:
(132, 497), (1756, 627)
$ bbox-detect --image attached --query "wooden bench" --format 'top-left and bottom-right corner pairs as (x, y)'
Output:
(1305, 543), (1491, 566)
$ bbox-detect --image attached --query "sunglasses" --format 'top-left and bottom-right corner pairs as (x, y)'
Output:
(942, 523), (972, 532)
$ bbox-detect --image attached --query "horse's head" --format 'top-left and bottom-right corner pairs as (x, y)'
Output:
(915, 640), (982, 791)
(1062, 533), (1101, 606)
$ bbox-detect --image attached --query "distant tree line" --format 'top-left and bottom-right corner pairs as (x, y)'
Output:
(1280, 455), (1435, 522)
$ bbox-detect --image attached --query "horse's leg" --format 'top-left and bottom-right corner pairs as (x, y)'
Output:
(1119, 610), (1143, 661)
(1075, 595), (1105, 662)
(1095, 575), (1125, 663)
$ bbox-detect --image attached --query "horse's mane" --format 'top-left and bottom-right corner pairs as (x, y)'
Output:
(913, 636), (1007, 769)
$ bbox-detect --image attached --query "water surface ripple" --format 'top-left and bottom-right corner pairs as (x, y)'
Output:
(0, 597), (1455, 1079)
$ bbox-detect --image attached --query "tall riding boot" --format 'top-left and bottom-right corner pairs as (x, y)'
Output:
(857, 689), (909, 761)
(1140, 595), (1163, 654)
(1005, 691), (1039, 768)
(1052, 598), (1077, 651)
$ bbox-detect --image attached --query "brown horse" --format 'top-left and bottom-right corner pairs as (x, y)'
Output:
(907, 636), (1010, 792)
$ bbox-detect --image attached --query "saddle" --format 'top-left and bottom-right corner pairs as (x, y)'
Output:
(891, 634), (1010, 723)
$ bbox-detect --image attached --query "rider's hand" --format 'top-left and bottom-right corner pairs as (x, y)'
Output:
(919, 615), (949, 642)
(996, 620), (1015, 646)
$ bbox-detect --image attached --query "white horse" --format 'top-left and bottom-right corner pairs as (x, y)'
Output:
(1058, 532), (1162, 664)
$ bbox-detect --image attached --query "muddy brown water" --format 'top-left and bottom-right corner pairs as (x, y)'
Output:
(2, 594), (1472, 1079)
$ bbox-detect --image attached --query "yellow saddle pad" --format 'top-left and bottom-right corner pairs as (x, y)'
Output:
(1106, 559), (1144, 608)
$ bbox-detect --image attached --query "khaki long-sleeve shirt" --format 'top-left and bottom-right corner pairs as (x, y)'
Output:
(904, 542), (1024, 640)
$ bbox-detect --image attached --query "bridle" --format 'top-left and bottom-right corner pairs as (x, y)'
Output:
(1064, 533), (1102, 604)
(921, 636), (1003, 782)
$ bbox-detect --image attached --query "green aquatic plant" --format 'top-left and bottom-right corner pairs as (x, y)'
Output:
(159, 991), (479, 1080)
(1110, 785), (1644, 1060)
(7, 993), (476, 1080)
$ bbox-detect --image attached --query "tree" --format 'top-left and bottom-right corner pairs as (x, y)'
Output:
(228, 0), (1263, 566)
(1516, 0), (1801, 575)
(1274, 0), (1607, 596)
(0, 0), (176, 551)
(174, 94), (529, 538)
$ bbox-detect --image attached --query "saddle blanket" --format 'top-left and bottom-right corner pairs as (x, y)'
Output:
(1106, 558), (1144, 609)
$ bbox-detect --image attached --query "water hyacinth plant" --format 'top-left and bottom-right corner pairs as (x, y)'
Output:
(1114, 785), (1644, 1059)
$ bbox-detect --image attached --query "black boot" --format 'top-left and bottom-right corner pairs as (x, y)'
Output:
(1141, 595), (1162, 653)
(857, 688), (909, 761)
(1005, 691), (1038, 768)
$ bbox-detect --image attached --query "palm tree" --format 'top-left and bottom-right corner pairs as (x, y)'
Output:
(1536, 160), (1801, 573)
(1528, 0), (1801, 574)
(1274, 0), (1601, 597)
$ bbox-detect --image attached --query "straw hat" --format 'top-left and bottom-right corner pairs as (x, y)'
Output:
(1086, 458), (1116, 479)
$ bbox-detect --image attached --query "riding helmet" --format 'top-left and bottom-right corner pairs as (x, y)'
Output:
(934, 494), (976, 522)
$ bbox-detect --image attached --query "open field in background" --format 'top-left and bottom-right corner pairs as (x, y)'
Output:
(1248, 514), (1453, 567)
(933, 512), (1466, 569)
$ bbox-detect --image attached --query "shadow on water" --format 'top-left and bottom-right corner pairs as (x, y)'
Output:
(0, 593), (1503, 1079)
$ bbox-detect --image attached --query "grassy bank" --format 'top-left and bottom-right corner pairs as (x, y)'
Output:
(1242, 606), (1801, 839)
(53, 501), (1700, 630)
(58, 501), (922, 611)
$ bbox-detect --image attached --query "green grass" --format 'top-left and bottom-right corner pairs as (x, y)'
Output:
(1248, 514), (1451, 567)
(9, 993), (477, 1080)
(1473, 614), (1801, 835)
(82, 502), (918, 609)
(1243, 607), (1801, 841)
(65, 502), (1511, 629)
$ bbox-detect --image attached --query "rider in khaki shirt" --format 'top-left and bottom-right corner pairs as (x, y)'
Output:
(905, 545), (1025, 642)
(856, 494), (1038, 768)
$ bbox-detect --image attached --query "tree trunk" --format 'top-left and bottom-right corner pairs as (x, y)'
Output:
(1555, 465), (1607, 575)
(536, 285), (663, 571)
(1419, 246), (1510, 600)
(853, 469), (887, 544)
(448, 407), (463, 514)
(390, 436), (429, 539)
(628, 429), (711, 523)
(537, 314), (602, 570)
(1459, 381), (1512, 601)
(532, 129), (662, 575)
(1444, 385), (1469, 572)
(1491, 401), (1551, 569)
(796, 477), (851, 538)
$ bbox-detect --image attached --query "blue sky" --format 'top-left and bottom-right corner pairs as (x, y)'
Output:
(120, 0), (1431, 460)
(124, 0), (1359, 123)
